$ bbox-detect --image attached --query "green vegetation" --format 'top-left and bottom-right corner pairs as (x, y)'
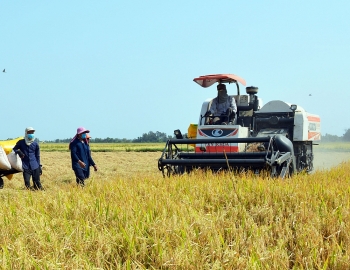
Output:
(40, 142), (167, 152)
(40, 142), (196, 153)
(45, 131), (174, 143)
(322, 129), (350, 142)
(317, 141), (350, 152)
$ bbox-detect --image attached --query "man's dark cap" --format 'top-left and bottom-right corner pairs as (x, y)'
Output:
(217, 84), (226, 90)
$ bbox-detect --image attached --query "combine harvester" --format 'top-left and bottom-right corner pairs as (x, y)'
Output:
(158, 74), (321, 178)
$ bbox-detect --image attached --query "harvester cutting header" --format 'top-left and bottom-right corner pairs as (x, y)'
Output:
(158, 73), (321, 178)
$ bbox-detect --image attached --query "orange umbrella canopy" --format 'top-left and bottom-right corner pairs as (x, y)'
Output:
(193, 74), (246, 88)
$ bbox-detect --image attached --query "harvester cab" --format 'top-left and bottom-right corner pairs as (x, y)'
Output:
(195, 74), (259, 127)
(158, 74), (321, 178)
(194, 74), (262, 153)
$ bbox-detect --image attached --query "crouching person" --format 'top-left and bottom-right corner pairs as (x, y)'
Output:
(69, 127), (97, 187)
(13, 127), (43, 190)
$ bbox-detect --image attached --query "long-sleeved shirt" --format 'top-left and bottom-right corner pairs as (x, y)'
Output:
(70, 138), (95, 173)
(13, 139), (40, 170)
(209, 96), (237, 116)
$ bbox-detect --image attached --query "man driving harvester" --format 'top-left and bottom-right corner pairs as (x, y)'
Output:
(204, 83), (237, 125)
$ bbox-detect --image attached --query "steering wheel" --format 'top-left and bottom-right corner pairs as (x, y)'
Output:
(201, 114), (215, 125)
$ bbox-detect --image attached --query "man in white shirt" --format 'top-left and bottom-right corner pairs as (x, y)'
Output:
(205, 83), (237, 125)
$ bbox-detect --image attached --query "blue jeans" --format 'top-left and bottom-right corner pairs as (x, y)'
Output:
(23, 167), (42, 189)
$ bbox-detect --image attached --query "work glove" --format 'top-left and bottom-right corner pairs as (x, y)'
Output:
(204, 111), (211, 117)
(39, 165), (43, 175)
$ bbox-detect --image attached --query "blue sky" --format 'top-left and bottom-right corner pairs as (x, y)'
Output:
(1, 1), (349, 140)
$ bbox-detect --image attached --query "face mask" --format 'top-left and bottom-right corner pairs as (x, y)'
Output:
(27, 134), (35, 140)
(81, 133), (87, 139)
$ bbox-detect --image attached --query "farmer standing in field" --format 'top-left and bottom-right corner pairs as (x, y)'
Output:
(69, 127), (97, 187)
(13, 127), (44, 190)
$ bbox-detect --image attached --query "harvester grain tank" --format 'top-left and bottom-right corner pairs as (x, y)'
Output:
(158, 74), (321, 178)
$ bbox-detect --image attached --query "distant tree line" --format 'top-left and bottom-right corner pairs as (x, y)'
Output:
(322, 129), (350, 142)
(132, 131), (173, 143)
(44, 131), (175, 143)
(19, 129), (350, 143)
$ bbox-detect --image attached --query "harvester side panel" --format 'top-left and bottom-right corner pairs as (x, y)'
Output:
(306, 113), (321, 141)
(195, 126), (249, 153)
(293, 112), (321, 141)
(293, 112), (306, 141)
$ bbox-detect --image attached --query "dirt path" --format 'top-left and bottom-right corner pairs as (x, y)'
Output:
(313, 150), (350, 171)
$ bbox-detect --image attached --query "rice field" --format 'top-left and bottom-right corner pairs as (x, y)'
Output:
(40, 142), (166, 152)
(0, 142), (349, 269)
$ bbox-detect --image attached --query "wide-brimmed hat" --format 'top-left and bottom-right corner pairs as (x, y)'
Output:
(76, 127), (90, 135)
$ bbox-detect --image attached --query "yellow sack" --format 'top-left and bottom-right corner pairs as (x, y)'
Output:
(0, 137), (23, 155)
(5, 174), (14, 180)
(187, 124), (198, 147)
(0, 146), (11, 170)
(0, 137), (23, 179)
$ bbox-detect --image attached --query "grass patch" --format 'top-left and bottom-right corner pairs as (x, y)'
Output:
(40, 142), (166, 152)
(317, 141), (350, 152)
